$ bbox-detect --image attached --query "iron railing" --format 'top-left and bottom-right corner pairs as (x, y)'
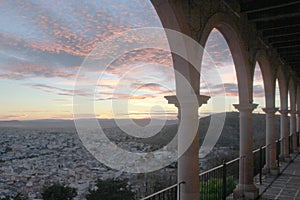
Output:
(289, 135), (293, 154)
(141, 139), (284, 200)
(200, 157), (239, 200)
(297, 132), (300, 148)
(141, 182), (184, 200)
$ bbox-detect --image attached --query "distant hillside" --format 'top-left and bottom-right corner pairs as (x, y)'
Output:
(0, 118), (176, 129)
(140, 112), (281, 150)
(0, 112), (281, 150)
(201, 112), (280, 149)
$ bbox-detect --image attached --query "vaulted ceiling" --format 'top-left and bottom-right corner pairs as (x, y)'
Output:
(239, 0), (300, 77)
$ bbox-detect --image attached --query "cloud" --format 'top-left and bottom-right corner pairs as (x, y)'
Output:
(253, 85), (265, 98)
(28, 83), (89, 97)
(131, 83), (165, 91)
(0, 0), (160, 57)
(201, 82), (265, 98)
(0, 64), (77, 80)
(0, 73), (26, 80)
(204, 29), (234, 68)
(0, 0), (163, 83)
(96, 92), (164, 101)
(201, 83), (238, 97)
(0, 114), (27, 120)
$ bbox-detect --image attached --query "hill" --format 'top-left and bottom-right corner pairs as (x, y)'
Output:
(140, 112), (281, 151)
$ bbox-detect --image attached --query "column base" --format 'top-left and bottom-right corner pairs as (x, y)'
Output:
(293, 148), (299, 153)
(262, 166), (269, 174)
(233, 184), (259, 200)
(280, 154), (292, 162)
(262, 166), (280, 175)
(270, 167), (280, 175)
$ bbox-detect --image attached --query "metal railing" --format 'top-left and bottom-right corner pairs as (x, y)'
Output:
(289, 135), (293, 154)
(297, 132), (300, 148)
(141, 182), (184, 200)
(200, 157), (239, 200)
(141, 139), (284, 200)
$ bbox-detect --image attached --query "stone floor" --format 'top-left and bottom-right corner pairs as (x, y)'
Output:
(258, 153), (300, 200)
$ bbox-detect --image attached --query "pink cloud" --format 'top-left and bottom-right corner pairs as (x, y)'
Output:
(28, 83), (89, 97)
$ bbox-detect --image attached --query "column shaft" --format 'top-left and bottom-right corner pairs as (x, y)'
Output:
(279, 110), (291, 161)
(297, 112), (300, 151)
(290, 112), (298, 152)
(263, 108), (279, 174)
(233, 103), (258, 199)
(165, 95), (209, 200)
(297, 113), (300, 132)
(178, 103), (200, 200)
(297, 112), (300, 133)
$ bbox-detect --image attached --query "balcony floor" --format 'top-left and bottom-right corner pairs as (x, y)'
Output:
(258, 153), (300, 200)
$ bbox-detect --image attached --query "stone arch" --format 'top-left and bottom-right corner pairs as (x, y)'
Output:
(150, 0), (199, 93)
(277, 66), (288, 110)
(254, 50), (276, 108)
(200, 13), (252, 104)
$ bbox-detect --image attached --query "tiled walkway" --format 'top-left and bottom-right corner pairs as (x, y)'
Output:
(258, 154), (300, 200)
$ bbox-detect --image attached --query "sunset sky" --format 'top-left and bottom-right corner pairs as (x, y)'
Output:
(0, 0), (279, 120)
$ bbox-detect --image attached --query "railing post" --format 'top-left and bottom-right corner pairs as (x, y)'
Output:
(290, 133), (294, 153)
(291, 135), (292, 154)
(259, 146), (263, 184)
(222, 160), (227, 200)
(296, 131), (299, 149)
(276, 140), (280, 168)
(178, 181), (185, 200)
(289, 136), (291, 154)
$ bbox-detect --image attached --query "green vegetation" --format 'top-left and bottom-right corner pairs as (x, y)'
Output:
(41, 182), (77, 200)
(0, 193), (27, 200)
(86, 179), (135, 200)
(200, 176), (236, 200)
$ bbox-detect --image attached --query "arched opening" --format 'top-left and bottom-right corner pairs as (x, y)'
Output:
(199, 13), (262, 199)
(288, 90), (291, 110)
(199, 28), (239, 170)
(277, 66), (289, 111)
(200, 28), (238, 116)
(200, 13), (252, 104)
(275, 79), (281, 139)
(253, 62), (265, 114)
(275, 79), (280, 109)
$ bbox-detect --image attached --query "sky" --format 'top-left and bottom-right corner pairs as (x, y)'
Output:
(0, 0), (273, 120)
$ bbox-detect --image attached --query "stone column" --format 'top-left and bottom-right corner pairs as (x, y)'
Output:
(262, 108), (279, 175)
(290, 111), (298, 153)
(165, 95), (210, 200)
(279, 110), (291, 162)
(233, 103), (259, 200)
(297, 111), (300, 133)
(297, 111), (300, 151)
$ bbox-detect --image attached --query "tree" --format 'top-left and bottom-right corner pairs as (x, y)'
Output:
(42, 182), (77, 200)
(86, 179), (135, 200)
(0, 193), (27, 200)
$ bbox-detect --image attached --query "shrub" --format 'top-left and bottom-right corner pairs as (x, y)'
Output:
(42, 182), (77, 200)
(86, 179), (135, 200)
(200, 176), (236, 200)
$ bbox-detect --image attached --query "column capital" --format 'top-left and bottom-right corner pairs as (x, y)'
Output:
(164, 95), (210, 108)
(262, 107), (279, 114)
(233, 103), (258, 112)
(278, 109), (290, 114)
